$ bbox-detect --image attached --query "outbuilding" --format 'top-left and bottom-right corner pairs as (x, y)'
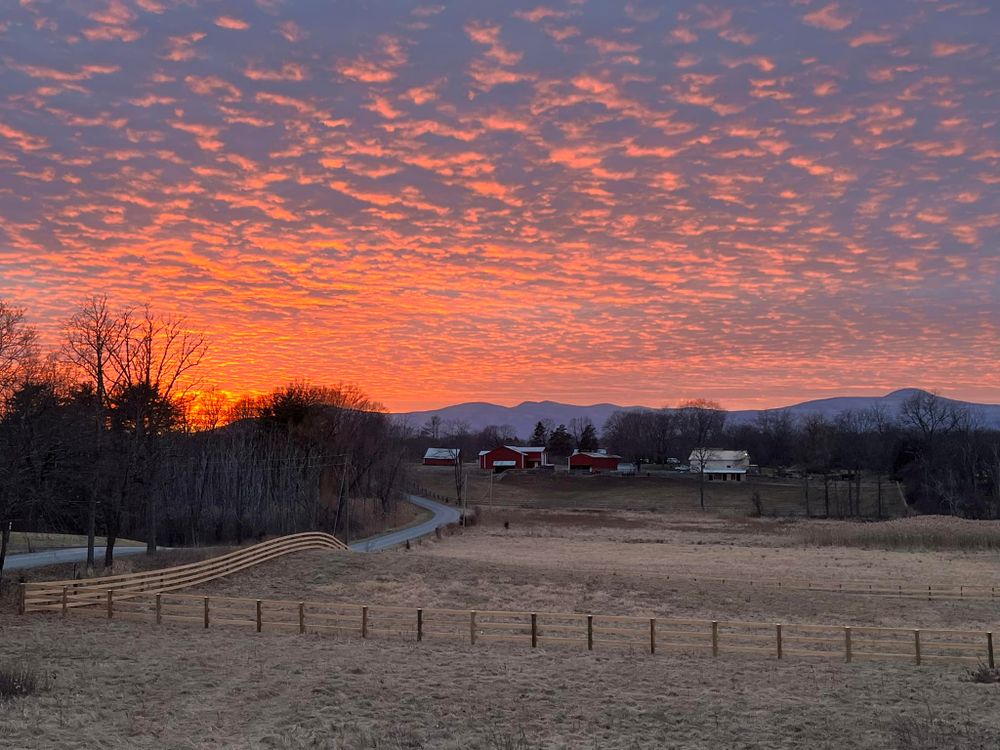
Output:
(568, 450), (622, 473)
(478, 445), (547, 471)
(423, 448), (461, 466)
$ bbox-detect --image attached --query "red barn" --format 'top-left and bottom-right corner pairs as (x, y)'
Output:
(478, 445), (547, 471)
(423, 448), (461, 466)
(569, 450), (622, 473)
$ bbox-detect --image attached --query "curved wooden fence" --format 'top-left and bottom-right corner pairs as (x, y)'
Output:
(20, 532), (348, 614)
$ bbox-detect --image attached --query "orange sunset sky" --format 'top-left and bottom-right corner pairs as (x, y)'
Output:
(1, 0), (998, 412)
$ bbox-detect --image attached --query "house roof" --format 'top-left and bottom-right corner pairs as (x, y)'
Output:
(424, 448), (460, 460)
(688, 449), (749, 461)
(573, 451), (622, 460)
(479, 445), (546, 456)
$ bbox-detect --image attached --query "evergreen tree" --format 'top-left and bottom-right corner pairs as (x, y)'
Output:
(546, 424), (575, 458)
(529, 420), (548, 446)
(577, 423), (599, 451)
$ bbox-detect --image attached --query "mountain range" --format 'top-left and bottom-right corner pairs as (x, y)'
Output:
(394, 389), (1000, 437)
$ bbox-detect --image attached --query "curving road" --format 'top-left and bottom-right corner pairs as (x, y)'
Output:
(4, 495), (460, 571)
(4, 545), (148, 572)
(349, 494), (461, 552)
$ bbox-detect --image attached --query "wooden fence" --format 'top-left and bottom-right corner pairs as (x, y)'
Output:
(26, 587), (996, 669)
(603, 573), (1000, 602)
(19, 532), (348, 614)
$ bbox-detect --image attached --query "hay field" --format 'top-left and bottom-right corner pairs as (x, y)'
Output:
(4, 508), (1000, 749)
(416, 465), (905, 518)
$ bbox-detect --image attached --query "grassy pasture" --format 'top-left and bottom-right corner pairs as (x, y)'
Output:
(416, 464), (907, 518)
(4, 506), (1000, 748)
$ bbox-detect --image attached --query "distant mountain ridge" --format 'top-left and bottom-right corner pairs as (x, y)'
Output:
(394, 389), (1000, 437)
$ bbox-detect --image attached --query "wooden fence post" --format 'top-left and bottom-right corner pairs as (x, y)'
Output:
(844, 627), (852, 663)
(155, 594), (162, 625)
(62, 587), (68, 618)
(417, 609), (423, 642)
(203, 597), (210, 629)
(988, 632), (994, 669)
(470, 610), (477, 645)
(107, 590), (114, 620)
(914, 630), (921, 666)
(361, 606), (369, 639)
(255, 599), (262, 633)
(649, 618), (656, 654)
(299, 602), (305, 634)
(776, 624), (783, 660)
(587, 615), (594, 651)
(18, 584), (26, 616)
(711, 621), (719, 657)
(531, 613), (538, 648)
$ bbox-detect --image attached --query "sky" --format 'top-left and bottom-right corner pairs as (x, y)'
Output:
(0, 0), (998, 412)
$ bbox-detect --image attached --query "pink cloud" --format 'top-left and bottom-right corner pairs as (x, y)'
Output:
(802, 3), (853, 31)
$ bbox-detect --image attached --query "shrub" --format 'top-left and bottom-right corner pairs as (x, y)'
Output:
(965, 662), (1000, 684)
(484, 723), (532, 750)
(0, 662), (40, 701)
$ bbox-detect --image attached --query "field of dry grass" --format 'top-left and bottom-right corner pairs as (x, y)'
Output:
(3, 506), (1000, 748)
(416, 465), (906, 518)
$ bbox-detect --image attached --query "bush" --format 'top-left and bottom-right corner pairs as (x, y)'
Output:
(965, 662), (1000, 684)
(0, 662), (40, 701)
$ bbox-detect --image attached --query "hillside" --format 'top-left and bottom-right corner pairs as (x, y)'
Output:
(395, 389), (1000, 436)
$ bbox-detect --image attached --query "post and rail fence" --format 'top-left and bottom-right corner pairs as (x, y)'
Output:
(21, 586), (996, 670)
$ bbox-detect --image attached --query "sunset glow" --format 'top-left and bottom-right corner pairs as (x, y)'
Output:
(1, 0), (998, 411)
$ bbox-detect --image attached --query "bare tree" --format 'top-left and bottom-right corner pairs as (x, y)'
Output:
(64, 296), (132, 570)
(0, 301), (37, 405)
(115, 307), (207, 555)
(678, 399), (726, 511)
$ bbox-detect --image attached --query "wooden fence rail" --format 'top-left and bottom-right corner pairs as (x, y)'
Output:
(27, 587), (996, 669)
(19, 532), (349, 614)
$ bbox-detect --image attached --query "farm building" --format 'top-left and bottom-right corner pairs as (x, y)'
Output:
(688, 449), (750, 481)
(423, 448), (461, 466)
(569, 450), (622, 473)
(478, 445), (547, 471)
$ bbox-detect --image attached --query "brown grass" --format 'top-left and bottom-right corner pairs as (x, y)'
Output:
(3, 615), (999, 749)
(417, 464), (906, 518)
(7, 508), (1000, 748)
(797, 516), (1000, 551)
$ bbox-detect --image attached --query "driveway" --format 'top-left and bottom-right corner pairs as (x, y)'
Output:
(349, 494), (461, 552)
(3, 545), (147, 572)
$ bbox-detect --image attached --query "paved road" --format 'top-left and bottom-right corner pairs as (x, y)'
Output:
(349, 494), (461, 552)
(3, 495), (460, 570)
(3, 545), (148, 572)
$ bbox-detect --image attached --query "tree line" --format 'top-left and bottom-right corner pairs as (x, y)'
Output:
(408, 395), (1000, 519)
(0, 297), (408, 580)
(601, 394), (1000, 519)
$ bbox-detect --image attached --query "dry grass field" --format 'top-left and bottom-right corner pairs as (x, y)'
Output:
(415, 465), (906, 518)
(3, 507), (1000, 748)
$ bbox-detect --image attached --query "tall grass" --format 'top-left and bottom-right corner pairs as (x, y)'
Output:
(0, 662), (41, 701)
(798, 516), (1000, 551)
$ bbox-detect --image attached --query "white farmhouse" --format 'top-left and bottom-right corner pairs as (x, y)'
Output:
(688, 449), (750, 482)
